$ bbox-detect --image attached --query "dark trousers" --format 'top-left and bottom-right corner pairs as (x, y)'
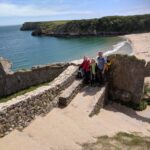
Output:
(104, 70), (110, 82)
(90, 74), (96, 85)
(84, 71), (90, 84)
(96, 69), (103, 84)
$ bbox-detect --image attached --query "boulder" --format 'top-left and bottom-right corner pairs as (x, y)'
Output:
(108, 54), (146, 104)
(0, 57), (12, 74)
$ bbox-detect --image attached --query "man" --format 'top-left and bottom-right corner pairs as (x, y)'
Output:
(96, 52), (106, 84)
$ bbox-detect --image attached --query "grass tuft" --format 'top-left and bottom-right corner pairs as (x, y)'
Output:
(0, 82), (49, 103)
(82, 132), (150, 150)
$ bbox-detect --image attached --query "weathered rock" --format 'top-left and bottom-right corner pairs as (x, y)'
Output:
(20, 22), (40, 31)
(32, 28), (43, 36)
(108, 54), (146, 104)
(145, 61), (150, 77)
(0, 57), (12, 74)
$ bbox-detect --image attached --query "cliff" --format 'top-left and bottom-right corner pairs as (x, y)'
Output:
(20, 14), (150, 36)
(20, 20), (68, 31)
(20, 22), (41, 31)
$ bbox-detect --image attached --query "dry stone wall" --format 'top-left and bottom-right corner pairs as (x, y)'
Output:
(0, 65), (78, 137)
(0, 59), (69, 98)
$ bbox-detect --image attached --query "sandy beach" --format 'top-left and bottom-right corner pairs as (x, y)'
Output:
(125, 32), (150, 62)
(125, 33), (150, 84)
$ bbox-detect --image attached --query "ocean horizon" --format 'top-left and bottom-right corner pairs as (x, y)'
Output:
(0, 25), (132, 71)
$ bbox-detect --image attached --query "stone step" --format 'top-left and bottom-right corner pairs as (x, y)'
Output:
(58, 79), (83, 107)
(89, 84), (108, 117)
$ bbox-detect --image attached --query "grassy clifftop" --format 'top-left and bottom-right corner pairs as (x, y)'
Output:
(21, 14), (150, 36)
(20, 20), (68, 31)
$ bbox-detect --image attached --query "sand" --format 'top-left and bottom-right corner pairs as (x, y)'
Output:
(0, 86), (150, 150)
(125, 33), (150, 63)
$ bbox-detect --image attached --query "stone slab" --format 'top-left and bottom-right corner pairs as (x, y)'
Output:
(89, 84), (108, 117)
(58, 79), (82, 107)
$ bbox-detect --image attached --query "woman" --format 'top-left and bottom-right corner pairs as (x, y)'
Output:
(79, 56), (90, 83)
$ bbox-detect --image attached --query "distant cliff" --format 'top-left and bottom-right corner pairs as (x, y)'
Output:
(21, 14), (150, 36)
(20, 22), (41, 31)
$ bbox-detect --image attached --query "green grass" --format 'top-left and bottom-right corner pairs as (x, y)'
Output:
(144, 84), (150, 95)
(39, 20), (69, 30)
(0, 82), (49, 103)
(82, 132), (150, 150)
(143, 84), (150, 105)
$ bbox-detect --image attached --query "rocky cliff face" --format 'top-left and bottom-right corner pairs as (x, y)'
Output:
(108, 55), (146, 104)
(20, 22), (41, 31)
(21, 14), (150, 37)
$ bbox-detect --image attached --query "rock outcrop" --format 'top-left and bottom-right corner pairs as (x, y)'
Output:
(20, 14), (150, 37)
(145, 61), (150, 77)
(20, 22), (41, 31)
(108, 55), (146, 104)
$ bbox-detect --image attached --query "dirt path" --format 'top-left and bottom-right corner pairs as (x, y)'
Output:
(0, 86), (150, 150)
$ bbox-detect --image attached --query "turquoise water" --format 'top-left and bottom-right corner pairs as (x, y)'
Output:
(0, 25), (124, 71)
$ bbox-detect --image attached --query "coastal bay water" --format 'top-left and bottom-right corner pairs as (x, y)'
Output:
(0, 25), (132, 71)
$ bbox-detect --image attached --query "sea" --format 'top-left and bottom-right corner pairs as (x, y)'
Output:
(0, 25), (132, 71)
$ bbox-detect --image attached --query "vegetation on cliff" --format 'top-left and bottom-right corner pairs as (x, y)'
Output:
(21, 14), (150, 36)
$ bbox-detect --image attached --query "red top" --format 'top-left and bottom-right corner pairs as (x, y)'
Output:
(80, 59), (90, 72)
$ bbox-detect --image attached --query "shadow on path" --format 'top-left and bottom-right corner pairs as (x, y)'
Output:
(104, 102), (150, 124)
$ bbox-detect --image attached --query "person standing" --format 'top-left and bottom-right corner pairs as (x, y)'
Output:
(79, 56), (90, 83)
(90, 58), (96, 85)
(96, 52), (106, 85)
(78, 56), (87, 78)
(83, 57), (90, 84)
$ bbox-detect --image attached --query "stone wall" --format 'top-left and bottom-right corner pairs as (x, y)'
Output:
(145, 61), (150, 77)
(0, 58), (68, 98)
(0, 65), (78, 137)
(108, 55), (146, 104)
(89, 84), (108, 117)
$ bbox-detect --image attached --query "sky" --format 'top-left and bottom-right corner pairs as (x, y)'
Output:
(0, 0), (150, 26)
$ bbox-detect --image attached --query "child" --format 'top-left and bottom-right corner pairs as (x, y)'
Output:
(104, 59), (111, 82)
(90, 58), (96, 85)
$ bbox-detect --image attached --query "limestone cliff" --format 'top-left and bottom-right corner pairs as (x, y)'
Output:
(20, 14), (150, 37)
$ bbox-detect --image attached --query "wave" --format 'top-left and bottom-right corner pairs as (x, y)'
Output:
(104, 40), (132, 57)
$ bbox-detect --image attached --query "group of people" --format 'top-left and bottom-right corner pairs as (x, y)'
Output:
(77, 51), (111, 85)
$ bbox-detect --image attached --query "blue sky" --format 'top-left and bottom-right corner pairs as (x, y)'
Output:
(0, 0), (150, 25)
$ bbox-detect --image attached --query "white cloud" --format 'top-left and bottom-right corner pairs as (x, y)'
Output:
(0, 3), (92, 17)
